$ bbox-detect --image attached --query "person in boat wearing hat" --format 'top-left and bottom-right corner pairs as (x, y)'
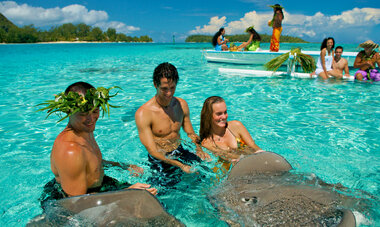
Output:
(354, 40), (380, 81)
(268, 4), (284, 52)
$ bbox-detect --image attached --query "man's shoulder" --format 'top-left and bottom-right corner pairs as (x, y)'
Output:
(52, 131), (84, 158)
(174, 97), (188, 107)
(135, 98), (155, 116)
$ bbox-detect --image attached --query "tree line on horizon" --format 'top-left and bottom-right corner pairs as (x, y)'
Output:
(185, 34), (308, 43)
(0, 13), (152, 43)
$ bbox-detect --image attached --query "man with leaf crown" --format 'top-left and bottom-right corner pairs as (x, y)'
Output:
(38, 82), (157, 209)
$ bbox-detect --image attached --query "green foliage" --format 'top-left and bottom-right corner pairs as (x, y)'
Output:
(0, 13), (153, 43)
(106, 28), (117, 41)
(0, 13), (17, 32)
(37, 86), (122, 123)
(264, 48), (316, 73)
(186, 33), (308, 43)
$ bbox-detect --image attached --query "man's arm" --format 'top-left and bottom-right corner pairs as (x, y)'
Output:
(179, 98), (210, 160)
(343, 59), (351, 76)
(354, 52), (373, 70)
(135, 107), (193, 173)
(102, 160), (144, 176)
(52, 143), (88, 197)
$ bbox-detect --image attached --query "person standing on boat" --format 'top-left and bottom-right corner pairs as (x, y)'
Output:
(135, 62), (210, 186)
(212, 27), (229, 51)
(269, 4), (284, 52)
(353, 40), (380, 82)
(333, 46), (351, 78)
(38, 82), (157, 210)
(315, 37), (343, 79)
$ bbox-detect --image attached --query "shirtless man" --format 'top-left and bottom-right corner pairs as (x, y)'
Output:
(135, 63), (209, 178)
(332, 46), (351, 78)
(40, 82), (156, 209)
(354, 40), (380, 81)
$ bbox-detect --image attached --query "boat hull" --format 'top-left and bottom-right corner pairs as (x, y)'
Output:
(203, 50), (358, 67)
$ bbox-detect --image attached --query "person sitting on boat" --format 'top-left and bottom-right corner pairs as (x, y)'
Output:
(332, 46), (351, 78)
(212, 27), (229, 51)
(353, 40), (380, 82)
(229, 26), (261, 52)
(199, 96), (264, 175)
(38, 82), (157, 210)
(269, 4), (284, 52)
(315, 37), (343, 79)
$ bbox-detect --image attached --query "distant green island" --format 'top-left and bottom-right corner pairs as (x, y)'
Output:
(0, 13), (152, 43)
(185, 34), (308, 43)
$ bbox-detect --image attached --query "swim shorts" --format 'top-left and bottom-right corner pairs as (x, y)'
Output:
(355, 69), (380, 81)
(148, 144), (201, 187)
(39, 175), (131, 210)
(148, 144), (201, 173)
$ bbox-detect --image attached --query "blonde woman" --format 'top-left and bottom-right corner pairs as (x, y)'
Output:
(199, 96), (264, 173)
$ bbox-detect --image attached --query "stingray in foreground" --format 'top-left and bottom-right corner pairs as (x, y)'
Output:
(208, 151), (367, 226)
(27, 189), (184, 226)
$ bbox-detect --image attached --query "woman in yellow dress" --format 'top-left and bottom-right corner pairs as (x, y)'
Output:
(269, 4), (284, 52)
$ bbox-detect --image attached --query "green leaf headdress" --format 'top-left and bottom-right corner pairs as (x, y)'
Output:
(245, 26), (255, 33)
(268, 4), (284, 27)
(37, 86), (122, 123)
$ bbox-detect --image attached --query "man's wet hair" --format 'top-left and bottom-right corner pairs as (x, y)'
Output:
(65, 81), (95, 95)
(335, 46), (343, 52)
(153, 62), (179, 87)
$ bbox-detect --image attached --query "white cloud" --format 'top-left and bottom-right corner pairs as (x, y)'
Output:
(95, 21), (140, 34)
(189, 16), (227, 34)
(189, 7), (380, 43)
(0, 1), (139, 34)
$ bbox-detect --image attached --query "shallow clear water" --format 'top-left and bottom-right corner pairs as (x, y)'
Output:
(0, 43), (379, 226)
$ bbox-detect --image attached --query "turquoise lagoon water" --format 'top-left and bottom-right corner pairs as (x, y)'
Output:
(0, 42), (379, 226)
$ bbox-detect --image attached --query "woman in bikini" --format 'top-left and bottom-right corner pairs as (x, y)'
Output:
(199, 96), (264, 174)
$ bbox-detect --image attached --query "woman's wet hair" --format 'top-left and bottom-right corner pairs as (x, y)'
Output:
(199, 96), (225, 142)
(65, 81), (95, 95)
(320, 37), (335, 50)
(212, 27), (225, 47)
(153, 62), (179, 87)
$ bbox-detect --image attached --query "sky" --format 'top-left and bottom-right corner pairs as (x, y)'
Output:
(0, 0), (379, 43)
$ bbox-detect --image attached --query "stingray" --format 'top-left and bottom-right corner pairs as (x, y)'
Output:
(209, 152), (357, 226)
(28, 189), (184, 226)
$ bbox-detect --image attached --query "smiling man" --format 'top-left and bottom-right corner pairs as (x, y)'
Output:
(135, 63), (209, 186)
(332, 46), (351, 78)
(39, 82), (157, 209)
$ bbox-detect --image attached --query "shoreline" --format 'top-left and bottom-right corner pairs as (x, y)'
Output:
(0, 41), (154, 44)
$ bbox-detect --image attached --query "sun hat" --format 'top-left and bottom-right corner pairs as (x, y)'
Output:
(359, 40), (379, 49)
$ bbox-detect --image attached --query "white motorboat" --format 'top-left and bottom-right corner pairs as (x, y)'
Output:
(202, 49), (358, 67)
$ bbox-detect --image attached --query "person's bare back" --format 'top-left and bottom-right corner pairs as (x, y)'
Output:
(51, 127), (104, 196)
